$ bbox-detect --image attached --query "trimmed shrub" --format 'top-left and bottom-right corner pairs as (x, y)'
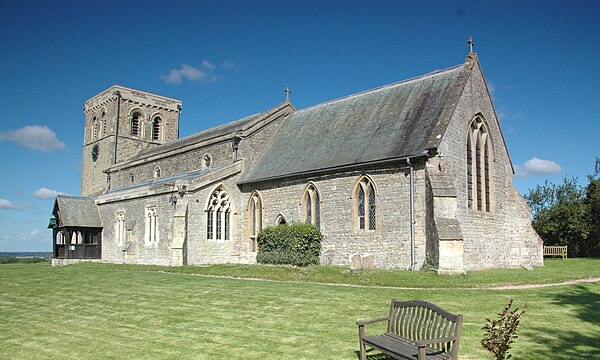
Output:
(256, 223), (323, 266)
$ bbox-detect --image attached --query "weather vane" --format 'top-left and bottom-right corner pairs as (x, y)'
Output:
(468, 36), (474, 54)
(284, 86), (292, 101)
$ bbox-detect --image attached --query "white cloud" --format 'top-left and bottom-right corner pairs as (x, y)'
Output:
(33, 187), (68, 200)
(514, 157), (562, 178)
(0, 125), (66, 151)
(161, 60), (235, 85)
(161, 64), (208, 84)
(201, 60), (217, 71)
(0, 199), (30, 210)
(222, 60), (235, 70)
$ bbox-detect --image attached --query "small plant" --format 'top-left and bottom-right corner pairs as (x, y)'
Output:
(481, 299), (526, 360)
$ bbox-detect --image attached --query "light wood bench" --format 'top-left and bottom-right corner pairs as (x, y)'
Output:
(357, 300), (463, 360)
(544, 245), (567, 259)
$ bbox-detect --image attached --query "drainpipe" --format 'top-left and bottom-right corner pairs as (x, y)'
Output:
(112, 90), (121, 165)
(406, 158), (415, 271)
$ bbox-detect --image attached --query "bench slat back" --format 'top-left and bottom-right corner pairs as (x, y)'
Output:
(389, 300), (462, 356)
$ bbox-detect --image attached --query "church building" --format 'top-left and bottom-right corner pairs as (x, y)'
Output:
(49, 52), (543, 274)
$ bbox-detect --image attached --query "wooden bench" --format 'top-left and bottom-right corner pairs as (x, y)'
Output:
(544, 245), (567, 259)
(357, 300), (463, 360)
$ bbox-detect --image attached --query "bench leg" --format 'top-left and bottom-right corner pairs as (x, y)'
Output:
(418, 346), (426, 360)
(358, 326), (366, 360)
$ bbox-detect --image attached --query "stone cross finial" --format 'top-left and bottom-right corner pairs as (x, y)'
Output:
(284, 86), (292, 101)
(468, 36), (474, 54)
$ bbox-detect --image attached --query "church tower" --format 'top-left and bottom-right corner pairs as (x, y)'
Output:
(81, 85), (182, 197)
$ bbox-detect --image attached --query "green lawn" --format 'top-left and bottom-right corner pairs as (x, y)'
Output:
(1, 260), (599, 359)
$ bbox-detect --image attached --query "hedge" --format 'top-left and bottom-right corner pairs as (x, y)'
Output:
(256, 223), (323, 266)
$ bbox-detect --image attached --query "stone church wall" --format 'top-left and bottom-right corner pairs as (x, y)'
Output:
(98, 193), (175, 266)
(438, 64), (543, 270)
(240, 164), (428, 270)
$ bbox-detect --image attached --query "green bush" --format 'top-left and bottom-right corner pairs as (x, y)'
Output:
(256, 223), (323, 266)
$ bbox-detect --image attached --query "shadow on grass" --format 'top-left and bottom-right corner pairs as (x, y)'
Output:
(526, 285), (600, 359)
(353, 349), (393, 359)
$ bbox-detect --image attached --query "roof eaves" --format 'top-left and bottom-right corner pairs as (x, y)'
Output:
(238, 153), (428, 185)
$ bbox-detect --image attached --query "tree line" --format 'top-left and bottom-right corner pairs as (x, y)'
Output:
(524, 158), (599, 257)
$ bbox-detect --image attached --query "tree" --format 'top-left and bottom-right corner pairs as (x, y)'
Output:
(525, 177), (587, 256)
(583, 158), (600, 257)
(525, 157), (600, 257)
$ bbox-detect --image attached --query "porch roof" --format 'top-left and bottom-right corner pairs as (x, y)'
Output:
(51, 195), (102, 228)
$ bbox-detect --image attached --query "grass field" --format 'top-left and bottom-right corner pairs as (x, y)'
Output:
(1, 259), (599, 359)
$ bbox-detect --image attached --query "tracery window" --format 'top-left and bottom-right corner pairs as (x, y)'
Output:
(248, 191), (262, 252)
(145, 206), (158, 243)
(152, 117), (161, 141)
(207, 186), (231, 241)
(355, 176), (377, 230)
(131, 112), (141, 137)
(302, 183), (320, 229)
(466, 116), (493, 212)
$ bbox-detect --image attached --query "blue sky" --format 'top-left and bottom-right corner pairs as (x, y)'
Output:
(0, 0), (598, 252)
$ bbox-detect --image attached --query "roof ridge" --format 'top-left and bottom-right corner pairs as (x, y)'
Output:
(296, 63), (464, 114)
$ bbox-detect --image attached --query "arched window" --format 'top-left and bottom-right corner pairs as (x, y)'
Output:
(302, 183), (320, 229)
(145, 207), (158, 243)
(275, 214), (287, 225)
(131, 112), (141, 137)
(248, 191), (262, 252)
(152, 117), (161, 141)
(153, 166), (161, 180)
(248, 192), (263, 237)
(92, 115), (98, 140)
(355, 176), (377, 230)
(101, 110), (107, 136)
(466, 116), (493, 212)
(207, 186), (231, 241)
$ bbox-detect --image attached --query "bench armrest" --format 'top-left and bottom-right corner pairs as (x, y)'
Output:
(356, 316), (390, 326)
(415, 336), (457, 348)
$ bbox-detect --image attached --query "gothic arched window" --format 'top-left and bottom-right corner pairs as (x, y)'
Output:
(355, 176), (377, 230)
(248, 191), (262, 252)
(207, 186), (232, 241)
(302, 183), (320, 229)
(152, 117), (162, 141)
(131, 112), (141, 137)
(275, 214), (287, 226)
(248, 191), (263, 237)
(467, 116), (493, 212)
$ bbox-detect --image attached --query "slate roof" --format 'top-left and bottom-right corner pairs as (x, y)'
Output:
(240, 62), (469, 184)
(54, 195), (102, 228)
(124, 102), (289, 164)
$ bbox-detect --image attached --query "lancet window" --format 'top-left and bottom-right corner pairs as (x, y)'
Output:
(356, 176), (377, 230)
(145, 207), (158, 243)
(303, 183), (320, 229)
